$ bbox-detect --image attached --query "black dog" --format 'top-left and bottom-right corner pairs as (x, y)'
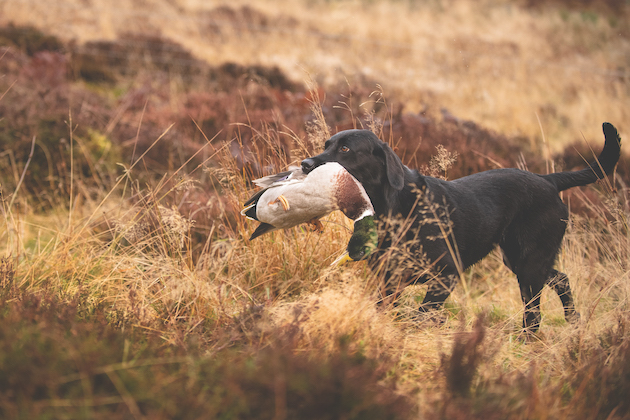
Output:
(301, 123), (621, 331)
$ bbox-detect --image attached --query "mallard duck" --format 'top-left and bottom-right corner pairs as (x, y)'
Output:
(332, 214), (378, 265)
(241, 162), (374, 240)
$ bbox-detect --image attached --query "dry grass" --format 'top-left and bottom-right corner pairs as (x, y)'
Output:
(2, 109), (629, 416)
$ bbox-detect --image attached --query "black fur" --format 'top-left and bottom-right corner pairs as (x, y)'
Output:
(301, 123), (621, 331)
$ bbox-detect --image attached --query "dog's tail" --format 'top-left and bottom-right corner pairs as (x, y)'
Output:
(542, 122), (621, 192)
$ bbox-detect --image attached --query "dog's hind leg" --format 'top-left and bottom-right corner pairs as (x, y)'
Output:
(502, 237), (560, 332)
(501, 200), (570, 331)
(516, 267), (579, 331)
(547, 269), (580, 323)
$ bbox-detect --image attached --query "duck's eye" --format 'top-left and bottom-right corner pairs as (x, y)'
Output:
(359, 249), (366, 257)
(340, 145), (350, 153)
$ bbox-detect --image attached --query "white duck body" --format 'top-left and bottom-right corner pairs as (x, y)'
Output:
(242, 162), (374, 239)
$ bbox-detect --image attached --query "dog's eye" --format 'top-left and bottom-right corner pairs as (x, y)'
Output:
(340, 145), (350, 153)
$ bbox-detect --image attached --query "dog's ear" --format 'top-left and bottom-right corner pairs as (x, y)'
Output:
(377, 142), (405, 190)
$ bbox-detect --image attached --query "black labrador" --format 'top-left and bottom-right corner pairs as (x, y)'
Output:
(301, 123), (621, 331)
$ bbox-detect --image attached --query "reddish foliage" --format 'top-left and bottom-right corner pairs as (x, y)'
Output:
(1, 24), (625, 228)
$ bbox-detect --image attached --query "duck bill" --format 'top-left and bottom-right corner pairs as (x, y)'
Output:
(331, 251), (353, 266)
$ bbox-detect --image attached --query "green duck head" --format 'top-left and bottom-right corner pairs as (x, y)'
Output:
(333, 215), (378, 265)
(347, 215), (378, 260)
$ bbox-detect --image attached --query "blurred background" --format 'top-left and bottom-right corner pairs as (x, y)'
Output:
(2, 0), (628, 242)
(1, 0), (628, 157)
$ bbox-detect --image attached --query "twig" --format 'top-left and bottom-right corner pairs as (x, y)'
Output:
(0, 79), (17, 103)
(8, 135), (37, 210)
(535, 112), (552, 175)
(68, 110), (75, 227)
(105, 371), (145, 420)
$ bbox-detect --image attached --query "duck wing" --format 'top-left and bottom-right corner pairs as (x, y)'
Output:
(252, 166), (304, 188)
(242, 167), (304, 218)
(252, 170), (293, 188)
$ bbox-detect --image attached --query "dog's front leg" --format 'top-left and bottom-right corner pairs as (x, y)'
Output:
(378, 270), (412, 307)
(420, 273), (458, 311)
(518, 275), (545, 333)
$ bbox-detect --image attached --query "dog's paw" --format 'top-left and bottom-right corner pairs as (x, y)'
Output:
(516, 330), (536, 343)
(516, 326), (547, 343)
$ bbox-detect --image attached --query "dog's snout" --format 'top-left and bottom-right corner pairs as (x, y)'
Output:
(301, 158), (316, 174)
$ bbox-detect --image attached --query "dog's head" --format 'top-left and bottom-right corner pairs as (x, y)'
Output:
(301, 129), (406, 213)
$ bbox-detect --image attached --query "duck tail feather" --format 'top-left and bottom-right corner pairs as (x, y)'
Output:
(240, 202), (258, 220)
(249, 223), (276, 240)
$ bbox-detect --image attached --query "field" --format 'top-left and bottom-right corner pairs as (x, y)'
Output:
(1, 0), (629, 418)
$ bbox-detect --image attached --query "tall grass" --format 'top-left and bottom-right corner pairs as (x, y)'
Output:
(1, 94), (629, 416)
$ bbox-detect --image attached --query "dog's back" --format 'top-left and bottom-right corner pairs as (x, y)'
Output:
(424, 168), (566, 269)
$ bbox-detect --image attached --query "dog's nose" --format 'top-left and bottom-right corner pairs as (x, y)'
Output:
(301, 158), (316, 174)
